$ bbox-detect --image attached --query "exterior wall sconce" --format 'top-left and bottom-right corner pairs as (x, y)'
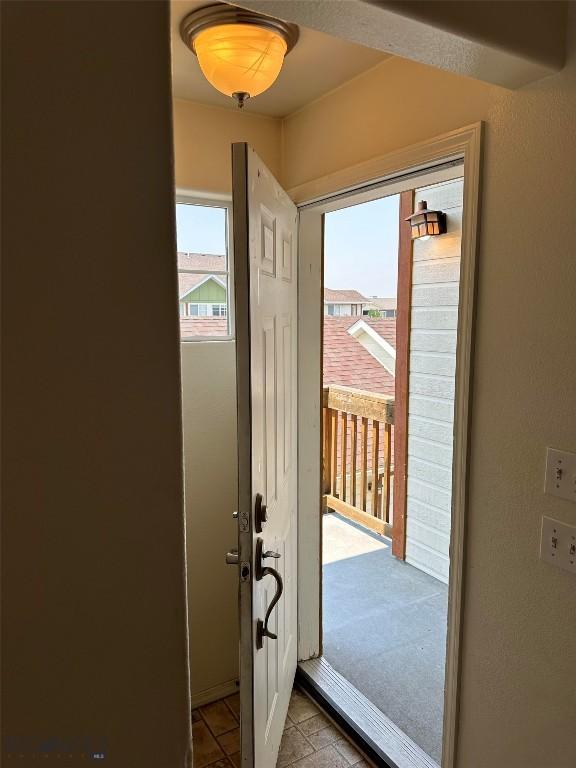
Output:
(405, 201), (447, 241)
(180, 4), (299, 109)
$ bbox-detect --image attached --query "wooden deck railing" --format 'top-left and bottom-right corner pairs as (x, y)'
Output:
(323, 385), (394, 536)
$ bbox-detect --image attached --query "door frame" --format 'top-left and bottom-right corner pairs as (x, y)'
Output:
(294, 123), (483, 768)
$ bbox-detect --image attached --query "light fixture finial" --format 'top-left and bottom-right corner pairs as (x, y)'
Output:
(232, 92), (250, 109)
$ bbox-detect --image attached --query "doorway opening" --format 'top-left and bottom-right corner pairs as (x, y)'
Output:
(297, 157), (470, 768)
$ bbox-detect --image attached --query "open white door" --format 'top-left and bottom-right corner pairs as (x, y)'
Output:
(232, 143), (298, 768)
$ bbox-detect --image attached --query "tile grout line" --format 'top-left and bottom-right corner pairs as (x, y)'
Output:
(293, 687), (376, 767)
(193, 695), (240, 768)
(195, 688), (371, 768)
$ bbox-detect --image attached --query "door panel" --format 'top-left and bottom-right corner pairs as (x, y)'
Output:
(233, 143), (298, 768)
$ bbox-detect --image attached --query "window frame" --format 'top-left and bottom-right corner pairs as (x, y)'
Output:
(175, 191), (234, 342)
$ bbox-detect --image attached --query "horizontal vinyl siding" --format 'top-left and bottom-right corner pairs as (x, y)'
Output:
(183, 280), (227, 302)
(408, 394), (455, 423)
(405, 178), (463, 584)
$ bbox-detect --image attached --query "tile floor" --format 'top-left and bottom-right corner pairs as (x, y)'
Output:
(192, 688), (371, 768)
(192, 693), (241, 768)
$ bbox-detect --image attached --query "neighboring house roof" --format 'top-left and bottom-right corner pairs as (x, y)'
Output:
(179, 273), (226, 300)
(348, 319), (396, 376)
(180, 318), (228, 339)
(323, 316), (396, 396)
(356, 318), (396, 348)
(365, 296), (397, 311)
(324, 288), (368, 304)
(178, 252), (226, 271)
(177, 252), (227, 300)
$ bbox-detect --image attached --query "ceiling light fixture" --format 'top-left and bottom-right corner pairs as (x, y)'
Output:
(180, 4), (299, 109)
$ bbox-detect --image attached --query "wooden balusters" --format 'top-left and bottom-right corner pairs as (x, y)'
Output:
(340, 411), (348, 501)
(360, 416), (368, 511)
(371, 419), (380, 518)
(330, 408), (338, 495)
(382, 422), (392, 523)
(322, 385), (394, 537)
(350, 414), (358, 507)
(323, 405), (331, 495)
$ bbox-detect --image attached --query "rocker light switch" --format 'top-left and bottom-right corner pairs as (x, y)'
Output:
(544, 447), (576, 503)
(540, 516), (576, 574)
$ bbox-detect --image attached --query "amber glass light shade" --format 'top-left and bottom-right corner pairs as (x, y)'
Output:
(405, 201), (447, 240)
(194, 24), (288, 100)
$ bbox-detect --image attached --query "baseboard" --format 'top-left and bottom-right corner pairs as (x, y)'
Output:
(191, 679), (239, 709)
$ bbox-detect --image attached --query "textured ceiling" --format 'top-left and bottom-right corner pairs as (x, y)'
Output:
(171, 1), (389, 118)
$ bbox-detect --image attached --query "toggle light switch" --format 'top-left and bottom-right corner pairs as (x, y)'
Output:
(540, 516), (576, 574)
(545, 448), (576, 503)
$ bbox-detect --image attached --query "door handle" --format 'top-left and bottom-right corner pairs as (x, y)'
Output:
(255, 537), (283, 650)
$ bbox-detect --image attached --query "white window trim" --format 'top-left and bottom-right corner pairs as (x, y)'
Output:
(347, 318), (397, 359)
(175, 191), (234, 342)
(347, 319), (396, 376)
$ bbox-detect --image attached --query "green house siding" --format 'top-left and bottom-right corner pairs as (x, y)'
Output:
(181, 278), (227, 303)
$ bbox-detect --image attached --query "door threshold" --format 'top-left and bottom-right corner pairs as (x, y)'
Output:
(297, 657), (439, 768)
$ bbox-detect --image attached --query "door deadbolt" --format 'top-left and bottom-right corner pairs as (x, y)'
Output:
(255, 493), (268, 533)
(225, 549), (239, 565)
(226, 551), (251, 582)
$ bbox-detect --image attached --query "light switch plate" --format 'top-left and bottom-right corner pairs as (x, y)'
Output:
(540, 516), (576, 574)
(544, 447), (576, 503)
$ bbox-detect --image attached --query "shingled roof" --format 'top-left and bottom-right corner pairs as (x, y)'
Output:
(324, 288), (368, 303)
(177, 252), (227, 300)
(178, 252), (226, 271)
(323, 317), (396, 396)
(180, 318), (228, 339)
(365, 296), (397, 311)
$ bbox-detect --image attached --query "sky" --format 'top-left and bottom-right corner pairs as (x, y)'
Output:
(176, 202), (227, 254)
(176, 195), (400, 298)
(324, 195), (399, 298)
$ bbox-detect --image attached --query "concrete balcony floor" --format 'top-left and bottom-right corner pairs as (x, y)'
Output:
(322, 513), (448, 763)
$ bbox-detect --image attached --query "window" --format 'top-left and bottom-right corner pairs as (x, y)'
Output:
(183, 302), (228, 318)
(327, 304), (349, 317)
(176, 196), (233, 340)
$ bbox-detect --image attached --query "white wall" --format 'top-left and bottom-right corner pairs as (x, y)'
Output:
(173, 98), (281, 194)
(181, 341), (239, 704)
(173, 9), (576, 761)
(274, 8), (576, 763)
(406, 178), (463, 583)
(173, 99), (282, 702)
